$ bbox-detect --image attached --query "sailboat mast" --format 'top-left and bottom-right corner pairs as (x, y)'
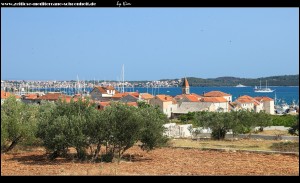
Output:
(77, 75), (80, 94)
(122, 64), (125, 93)
(260, 80), (262, 89)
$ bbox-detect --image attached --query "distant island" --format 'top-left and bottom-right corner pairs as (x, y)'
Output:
(176, 74), (299, 87)
(1, 74), (299, 89)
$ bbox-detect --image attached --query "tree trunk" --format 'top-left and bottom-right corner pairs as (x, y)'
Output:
(3, 135), (22, 153)
(93, 143), (101, 161)
(48, 150), (60, 160)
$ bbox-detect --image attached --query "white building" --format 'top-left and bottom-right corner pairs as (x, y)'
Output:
(233, 95), (275, 114)
(149, 95), (177, 118)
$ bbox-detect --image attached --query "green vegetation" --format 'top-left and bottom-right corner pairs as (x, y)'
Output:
(271, 115), (299, 127)
(37, 98), (96, 160)
(1, 96), (39, 152)
(193, 111), (272, 140)
(288, 115), (299, 136)
(35, 100), (168, 161)
(1, 97), (168, 161)
(180, 112), (298, 140)
(1, 96), (298, 159)
(178, 112), (196, 123)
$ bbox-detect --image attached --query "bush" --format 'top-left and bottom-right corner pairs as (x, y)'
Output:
(37, 98), (95, 160)
(271, 115), (298, 127)
(194, 111), (233, 140)
(1, 96), (39, 152)
(193, 111), (272, 140)
(37, 100), (168, 162)
(178, 112), (195, 123)
(138, 107), (169, 151)
(288, 115), (299, 136)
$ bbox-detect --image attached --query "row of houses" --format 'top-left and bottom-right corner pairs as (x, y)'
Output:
(1, 78), (276, 118)
(147, 78), (275, 118)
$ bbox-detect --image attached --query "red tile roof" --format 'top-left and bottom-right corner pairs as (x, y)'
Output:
(175, 94), (202, 102)
(184, 95), (200, 102)
(191, 93), (202, 99)
(1, 90), (12, 99)
(94, 86), (119, 94)
(254, 96), (274, 102)
(236, 95), (261, 106)
(24, 94), (39, 100)
(156, 95), (174, 102)
(201, 97), (228, 103)
(203, 91), (231, 97)
(1, 90), (20, 99)
(140, 93), (154, 100)
(112, 93), (128, 98)
(94, 86), (108, 94)
(38, 93), (71, 101)
(112, 92), (139, 99)
(125, 92), (139, 98)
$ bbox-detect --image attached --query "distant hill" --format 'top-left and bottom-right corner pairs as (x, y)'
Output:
(176, 75), (299, 87)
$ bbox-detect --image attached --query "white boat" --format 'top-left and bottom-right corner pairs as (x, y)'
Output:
(254, 80), (274, 93)
(235, 83), (247, 87)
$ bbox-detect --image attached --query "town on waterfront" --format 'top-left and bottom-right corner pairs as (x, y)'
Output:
(2, 7), (299, 176)
(1, 76), (299, 116)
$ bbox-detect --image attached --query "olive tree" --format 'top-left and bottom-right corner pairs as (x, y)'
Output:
(138, 106), (168, 151)
(37, 98), (96, 160)
(194, 111), (234, 140)
(1, 96), (39, 152)
(101, 102), (142, 161)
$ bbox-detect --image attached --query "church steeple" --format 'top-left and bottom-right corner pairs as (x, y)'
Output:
(182, 77), (190, 94)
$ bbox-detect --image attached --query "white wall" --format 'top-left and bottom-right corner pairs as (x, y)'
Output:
(224, 96), (232, 102)
(163, 123), (192, 138)
(263, 101), (275, 114)
(212, 102), (229, 112)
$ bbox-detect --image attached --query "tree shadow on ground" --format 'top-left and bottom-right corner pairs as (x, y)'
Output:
(7, 152), (153, 166)
(121, 153), (153, 162)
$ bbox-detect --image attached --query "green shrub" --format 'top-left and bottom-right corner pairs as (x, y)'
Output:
(288, 115), (299, 136)
(271, 115), (298, 127)
(1, 97), (39, 152)
(37, 100), (168, 162)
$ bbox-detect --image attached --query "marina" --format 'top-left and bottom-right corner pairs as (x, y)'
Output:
(2, 84), (298, 107)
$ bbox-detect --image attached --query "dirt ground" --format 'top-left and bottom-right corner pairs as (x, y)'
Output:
(1, 146), (299, 176)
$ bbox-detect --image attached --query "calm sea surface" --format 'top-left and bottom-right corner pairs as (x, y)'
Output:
(42, 86), (299, 105)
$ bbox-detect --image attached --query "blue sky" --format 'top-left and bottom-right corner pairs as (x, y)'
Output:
(1, 8), (299, 81)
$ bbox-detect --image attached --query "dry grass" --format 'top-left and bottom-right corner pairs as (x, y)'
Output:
(169, 138), (299, 152)
(1, 146), (299, 175)
(253, 130), (291, 136)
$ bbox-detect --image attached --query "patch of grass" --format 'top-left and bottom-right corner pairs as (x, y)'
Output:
(169, 138), (299, 152)
(270, 142), (299, 152)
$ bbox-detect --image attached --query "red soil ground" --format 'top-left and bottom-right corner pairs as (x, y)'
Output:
(1, 146), (299, 175)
